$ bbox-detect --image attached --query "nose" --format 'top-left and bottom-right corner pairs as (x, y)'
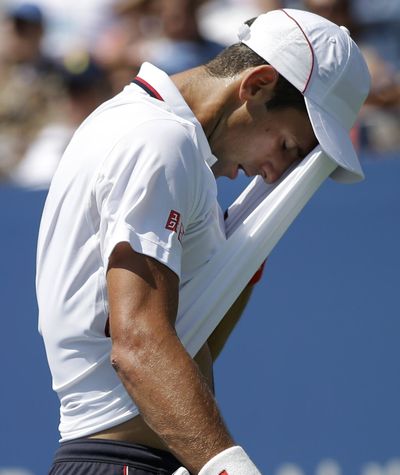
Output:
(260, 164), (280, 184)
(260, 148), (286, 184)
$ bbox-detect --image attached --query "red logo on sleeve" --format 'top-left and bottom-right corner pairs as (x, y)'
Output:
(165, 210), (180, 232)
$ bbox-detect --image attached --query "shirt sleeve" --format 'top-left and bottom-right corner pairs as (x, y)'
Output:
(95, 119), (199, 278)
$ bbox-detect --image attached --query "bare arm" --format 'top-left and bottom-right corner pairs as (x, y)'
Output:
(207, 286), (253, 361)
(208, 257), (267, 361)
(107, 242), (234, 474)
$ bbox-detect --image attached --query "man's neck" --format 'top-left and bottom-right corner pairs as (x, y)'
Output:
(170, 66), (241, 141)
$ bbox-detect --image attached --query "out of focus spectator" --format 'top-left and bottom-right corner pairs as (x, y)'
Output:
(303, 0), (356, 31)
(94, 0), (160, 93)
(0, 3), (45, 64)
(0, 3), (64, 180)
(199, 0), (282, 46)
(10, 51), (112, 189)
(139, 0), (224, 75)
(5, 0), (116, 59)
(358, 47), (400, 153)
(96, 0), (225, 86)
(351, 0), (400, 71)
(349, 0), (400, 153)
(2, 0), (399, 189)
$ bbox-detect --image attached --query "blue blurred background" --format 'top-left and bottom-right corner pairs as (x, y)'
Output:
(0, 0), (399, 474)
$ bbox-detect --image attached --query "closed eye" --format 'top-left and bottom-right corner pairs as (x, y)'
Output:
(282, 141), (302, 160)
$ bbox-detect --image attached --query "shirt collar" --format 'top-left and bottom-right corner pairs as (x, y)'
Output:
(135, 62), (218, 168)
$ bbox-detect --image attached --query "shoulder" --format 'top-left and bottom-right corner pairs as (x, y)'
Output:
(94, 116), (210, 212)
(92, 85), (197, 145)
(87, 90), (200, 167)
(135, 116), (198, 151)
(103, 116), (201, 179)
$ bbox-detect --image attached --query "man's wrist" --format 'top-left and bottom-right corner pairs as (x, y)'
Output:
(173, 445), (262, 475)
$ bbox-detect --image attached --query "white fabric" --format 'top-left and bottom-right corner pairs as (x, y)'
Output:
(241, 8), (371, 183)
(239, 12), (313, 94)
(173, 446), (261, 475)
(176, 147), (336, 358)
(173, 469), (190, 475)
(36, 63), (225, 441)
(198, 446), (261, 475)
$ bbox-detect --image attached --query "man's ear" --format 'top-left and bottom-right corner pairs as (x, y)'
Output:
(239, 65), (279, 103)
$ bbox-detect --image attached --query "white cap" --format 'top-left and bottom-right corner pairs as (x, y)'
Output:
(238, 8), (371, 183)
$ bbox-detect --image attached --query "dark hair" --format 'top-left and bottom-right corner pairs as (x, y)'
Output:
(205, 18), (306, 113)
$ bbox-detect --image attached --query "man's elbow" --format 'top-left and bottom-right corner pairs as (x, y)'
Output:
(110, 348), (125, 375)
(110, 333), (149, 383)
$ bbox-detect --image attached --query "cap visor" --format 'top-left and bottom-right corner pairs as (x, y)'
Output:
(305, 97), (364, 184)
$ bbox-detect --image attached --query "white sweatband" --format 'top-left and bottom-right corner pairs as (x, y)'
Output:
(198, 446), (261, 475)
(172, 446), (261, 475)
(173, 469), (190, 475)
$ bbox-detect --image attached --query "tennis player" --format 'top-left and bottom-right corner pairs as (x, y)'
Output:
(37, 9), (370, 474)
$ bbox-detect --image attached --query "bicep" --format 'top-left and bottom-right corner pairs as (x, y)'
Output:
(107, 242), (179, 346)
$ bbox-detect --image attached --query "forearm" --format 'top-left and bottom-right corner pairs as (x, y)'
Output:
(208, 285), (253, 361)
(107, 244), (234, 472)
(111, 328), (234, 473)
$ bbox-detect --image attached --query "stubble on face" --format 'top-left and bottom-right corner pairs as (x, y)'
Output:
(211, 104), (318, 182)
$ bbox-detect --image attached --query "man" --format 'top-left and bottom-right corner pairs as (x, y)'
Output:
(37, 9), (370, 475)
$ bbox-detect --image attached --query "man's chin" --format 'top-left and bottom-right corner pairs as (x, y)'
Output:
(211, 162), (237, 179)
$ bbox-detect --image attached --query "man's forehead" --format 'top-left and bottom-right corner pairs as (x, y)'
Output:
(290, 110), (319, 155)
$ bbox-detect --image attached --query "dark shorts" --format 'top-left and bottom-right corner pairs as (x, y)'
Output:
(48, 438), (182, 475)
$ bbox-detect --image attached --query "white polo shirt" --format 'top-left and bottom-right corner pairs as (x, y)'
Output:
(36, 63), (226, 441)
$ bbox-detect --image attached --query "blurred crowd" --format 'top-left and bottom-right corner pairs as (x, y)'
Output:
(0, 0), (398, 189)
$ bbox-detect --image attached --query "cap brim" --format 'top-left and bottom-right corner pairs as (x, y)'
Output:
(305, 96), (364, 184)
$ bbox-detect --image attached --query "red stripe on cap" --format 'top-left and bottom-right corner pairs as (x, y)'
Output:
(281, 9), (315, 94)
(219, 471), (229, 475)
(135, 76), (164, 101)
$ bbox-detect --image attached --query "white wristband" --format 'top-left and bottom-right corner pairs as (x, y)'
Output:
(199, 446), (261, 475)
(173, 469), (190, 475)
(172, 446), (261, 475)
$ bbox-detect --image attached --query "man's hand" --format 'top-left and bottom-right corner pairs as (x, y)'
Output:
(107, 242), (234, 473)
